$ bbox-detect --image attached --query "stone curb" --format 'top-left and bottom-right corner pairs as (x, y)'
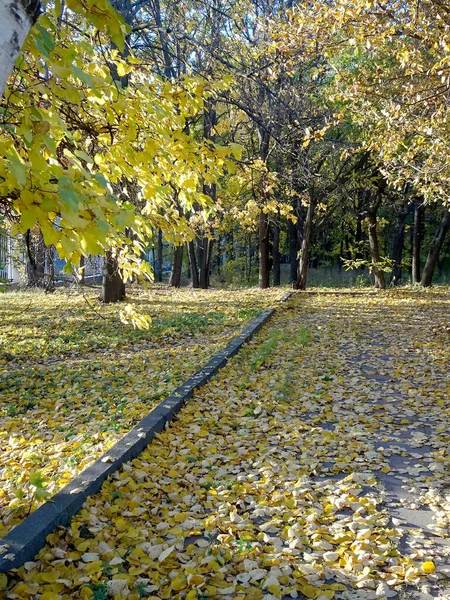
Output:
(0, 291), (294, 572)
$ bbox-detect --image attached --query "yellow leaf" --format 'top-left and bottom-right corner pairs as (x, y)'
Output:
(422, 561), (436, 574)
(171, 576), (186, 591)
(40, 593), (62, 600)
(41, 571), (60, 583)
(0, 574), (7, 591)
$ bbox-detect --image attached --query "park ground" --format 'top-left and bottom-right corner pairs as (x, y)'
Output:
(0, 287), (450, 599)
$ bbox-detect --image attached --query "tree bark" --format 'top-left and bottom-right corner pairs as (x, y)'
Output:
(412, 201), (425, 283)
(289, 217), (298, 283)
(79, 254), (85, 285)
(367, 202), (386, 289)
(25, 229), (46, 287)
(259, 212), (270, 289)
(102, 250), (125, 303)
(199, 237), (212, 289)
(389, 203), (410, 286)
(187, 241), (200, 288)
(421, 210), (450, 287)
(170, 245), (183, 288)
(0, 0), (41, 96)
(155, 229), (163, 283)
(272, 218), (281, 286)
(257, 124), (271, 289)
(294, 196), (315, 290)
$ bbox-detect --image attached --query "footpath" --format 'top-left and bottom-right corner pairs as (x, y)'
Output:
(2, 291), (450, 600)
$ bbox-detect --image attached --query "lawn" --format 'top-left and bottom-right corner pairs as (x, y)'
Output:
(0, 286), (285, 538)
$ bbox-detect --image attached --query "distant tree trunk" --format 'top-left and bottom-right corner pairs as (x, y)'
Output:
(79, 254), (85, 285)
(216, 236), (222, 277)
(199, 237), (212, 289)
(412, 201), (425, 283)
(259, 212), (270, 289)
(187, 241), (200, 288)
(25, 229), (46, 287)
(272, 218), (281, 286)
(102, 250), (125, 303)
(294, 196), (315, 290)
(155, 230), (163, 282)
(289, 218), (298, 283)
(421, 210), (450, 287)
(390, 203), (410, 286)
(367, 200), (386, 289)
(257, 124), (271, 289)
(170, 245), (183, 288)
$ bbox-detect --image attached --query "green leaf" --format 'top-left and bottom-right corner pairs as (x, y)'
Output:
(19, 210), (36, 232)
(72, 65), (94, 88)
(59, 186), (80, 212)
(8, 156), (26, 186)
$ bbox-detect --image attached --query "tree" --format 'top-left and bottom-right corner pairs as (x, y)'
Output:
(1, 6), (238, 299)
(0, 0), (41, 96)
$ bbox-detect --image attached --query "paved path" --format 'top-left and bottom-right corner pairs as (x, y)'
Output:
(3, 291), (450, 600)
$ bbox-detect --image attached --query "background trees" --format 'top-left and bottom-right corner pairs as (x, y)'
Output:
(1, 0), (449, 295)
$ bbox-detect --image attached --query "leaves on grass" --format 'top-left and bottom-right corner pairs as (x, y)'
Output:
(0, 287), (282, 537)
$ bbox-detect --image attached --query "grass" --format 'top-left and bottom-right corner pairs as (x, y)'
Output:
(0, 284), (287, 537)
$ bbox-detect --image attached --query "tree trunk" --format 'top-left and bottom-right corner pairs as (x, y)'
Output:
(170, 245), (183, 288)
(25, 229), (46, 287)
(199, 237), (212, 289)
(155, 229), (163, 282)
(272, 218), (281, 286)
(294, 197), (315, 290)
(79, 254), (85, 285)
(421, 210), (450, 287)
(187, 241), (200, 288)
(259, 212), (270, 289)
(389, 203), (410, 286)
(46, 245), (55, 290)
(367, 205), (386, 289)
(257, 124), (271, 289)
(0, 1), (41, 96)
(289, 217), (298, 283)
(412, 201), (425, 283)
(102, 250), (125, 302)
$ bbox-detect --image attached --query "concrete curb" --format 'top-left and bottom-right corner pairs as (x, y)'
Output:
(0, 291), (294, 572)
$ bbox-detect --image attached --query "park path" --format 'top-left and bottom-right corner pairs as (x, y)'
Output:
(3, 291), (450, 600)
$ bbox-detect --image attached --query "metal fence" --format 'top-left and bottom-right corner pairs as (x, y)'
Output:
(0, 231), (9, 280)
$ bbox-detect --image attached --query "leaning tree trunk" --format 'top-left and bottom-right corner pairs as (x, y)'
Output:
(294, 196), (315, 290)
(272, 218), (281, 286)
(412, 201), (425, 283)
(170, 245), (183, 288)
(102, 249), (125, 303)
(421, 210), (450, 288)
(0, 1), (41, 96)
(367, 206), (386, 289)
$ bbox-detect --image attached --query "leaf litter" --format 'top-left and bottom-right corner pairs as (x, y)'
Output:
(0, 286), (283, 538)
(2, 289), (450, 599)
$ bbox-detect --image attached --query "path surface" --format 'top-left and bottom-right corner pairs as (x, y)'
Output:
(2, 291), (450, 600)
